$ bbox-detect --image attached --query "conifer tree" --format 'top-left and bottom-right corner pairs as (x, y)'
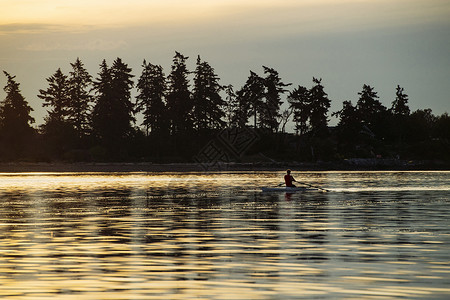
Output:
(260, 66), (290, 132)
(166, 52), (192, 134)
(0, 72), (35, 158)
(288, 85), (310, 135)
(234, 71), (265, 128)
(224, 84), (237, 127)
(38, 68), (70, 125)
(136, 60), (167, 135)
(333, 100), (361, 141)
(38, 68), (74, 155)
(356, 84), (386, 127)
(92, 60), (113, 144)
(192, 56), (226, 131)
(232, 86), (251, 128)
(92, 58), (135, 152)
(388, 85), (411, 144)
(309, 77), (330, 135)
(110, 58), (135, 137)
(391, 85), (410, 116)
(68, 58), (93, 138)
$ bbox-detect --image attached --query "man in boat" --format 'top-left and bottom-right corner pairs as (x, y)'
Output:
(284, 169), (297, 187)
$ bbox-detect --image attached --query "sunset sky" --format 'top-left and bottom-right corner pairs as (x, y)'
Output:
(1, 0), (449, 127)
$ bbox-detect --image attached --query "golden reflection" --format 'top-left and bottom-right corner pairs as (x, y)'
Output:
(0, 172), (449, 298)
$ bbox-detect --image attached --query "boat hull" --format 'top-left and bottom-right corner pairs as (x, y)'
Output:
(261, 187), (315, 192)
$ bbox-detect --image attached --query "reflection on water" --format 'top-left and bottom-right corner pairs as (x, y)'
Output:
(0, 171), (449, 299)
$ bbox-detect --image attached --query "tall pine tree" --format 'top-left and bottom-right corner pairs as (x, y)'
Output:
(391, 85), (410, 116)
(260, 66), (290, 132)
(288, 85), (310, 135)
(38, 68), (74, 156)
(38, 68), (70, 126)
(92, 60), (112, 143)
(0, 72), (35, 159)
(333, 100), (361, 142)
(136, 60), (167, 135)
(92, 58), (135, 156)
(224, 84), (237, 127)
(356, 84), (386, 127)
(192, 56), (226, 131)
(309, 77), (330, 135)
(67, 58), (93, 139)
(234, 71), (265, 128)
(388, 85), (411, 144)
(166, 52), (192, 134)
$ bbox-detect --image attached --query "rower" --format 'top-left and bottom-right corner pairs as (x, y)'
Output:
(284, 169), (297, 187)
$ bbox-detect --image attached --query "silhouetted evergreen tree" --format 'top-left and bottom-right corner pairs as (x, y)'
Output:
(38, 68), (75, 156)
(92, 58), (135, 157)
(231, 86), (248, 128)
(234, 71), (265, 128)
(309, 78), (330, 135)
(92, 60), (112, 141)
(260, 66), (290, 132)
(166, 52), (192, 134)
(38, 68), (69, 125)
(355, 84), (392, 146)
(332, 100), (366, 157)
(356, 84), (386, 128)
(136, 60), (167, 135)
(388, 85), (410, 145)
(224, 84), (237, 127)
(333, 100), (361, 140)
(0, 72), (35, 159)
(288, 85), (310, 135)
(391, 85), (410, 116)
(288, 78), (330, 136)
(67, 58), (93, 139)
(192, 56), (226, 131)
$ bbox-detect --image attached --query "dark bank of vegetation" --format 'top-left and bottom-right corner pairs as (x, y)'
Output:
(1, 52), (449, 168)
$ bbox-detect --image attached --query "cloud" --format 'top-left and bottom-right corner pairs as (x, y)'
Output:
(3, 0), (449, 41)
(0, 23), (97, 36)
(0, 23), (61, 34)
(21, 39), (128, 52)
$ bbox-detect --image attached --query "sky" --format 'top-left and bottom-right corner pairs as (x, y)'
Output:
(1, 0), (450, 129)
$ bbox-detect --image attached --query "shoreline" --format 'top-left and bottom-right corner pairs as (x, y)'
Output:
(0, 159), (449, 173)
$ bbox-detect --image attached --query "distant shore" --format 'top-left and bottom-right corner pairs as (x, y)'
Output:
(0, 159), (448, 173)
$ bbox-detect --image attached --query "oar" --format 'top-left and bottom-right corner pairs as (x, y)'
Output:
(297, 181), (330, 192)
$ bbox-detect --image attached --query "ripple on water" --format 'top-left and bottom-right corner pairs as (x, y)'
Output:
(0, 171), (449, 299)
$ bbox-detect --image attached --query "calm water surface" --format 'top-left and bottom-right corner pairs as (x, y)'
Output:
(0, 171), (449, 299)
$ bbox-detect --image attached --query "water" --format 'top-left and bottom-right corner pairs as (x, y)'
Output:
(0, 171), (449, 299)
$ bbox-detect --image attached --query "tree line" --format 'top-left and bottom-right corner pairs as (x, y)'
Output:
(1, 52), (449, 163)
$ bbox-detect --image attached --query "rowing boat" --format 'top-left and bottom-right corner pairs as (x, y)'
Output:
(261, 187), (316, 192)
